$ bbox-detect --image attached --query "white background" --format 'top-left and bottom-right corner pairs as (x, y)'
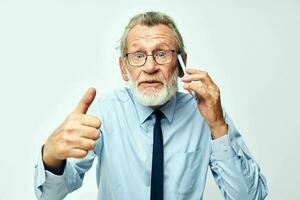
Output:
(0, 0), (299, 199)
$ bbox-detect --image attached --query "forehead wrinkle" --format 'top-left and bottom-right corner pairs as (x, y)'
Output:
(126, 24), (177, 51)
(129, 36), (175, 51)
(130, 34), (171, 43)
(131, 42), (171, 51)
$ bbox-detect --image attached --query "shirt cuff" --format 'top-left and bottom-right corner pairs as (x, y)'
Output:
(35, 146), (66, 185)
(35, 146), (47, 189)
(44, 168), (66, 183)
(211, 135), (236, 161)
(34, 146), (75, 189)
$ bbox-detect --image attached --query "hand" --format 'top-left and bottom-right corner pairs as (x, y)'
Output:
(181, 68), (228, 139)
(43, 88), (101, 169)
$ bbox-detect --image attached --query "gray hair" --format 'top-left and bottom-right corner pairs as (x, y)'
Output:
(120, 11), (185, 57)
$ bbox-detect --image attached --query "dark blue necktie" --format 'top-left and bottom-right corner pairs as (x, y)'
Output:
(150, 110), (164, 200)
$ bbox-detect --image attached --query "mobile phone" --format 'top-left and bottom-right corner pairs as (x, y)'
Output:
(177, 54), (199, 103)
(177, 54), (185, 76)
(177, 54), (186, 76)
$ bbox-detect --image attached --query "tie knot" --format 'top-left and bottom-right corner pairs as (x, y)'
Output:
(153, 110), (163, 122)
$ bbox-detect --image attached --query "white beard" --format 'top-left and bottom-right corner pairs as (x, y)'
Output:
(127, 69), (178, 107)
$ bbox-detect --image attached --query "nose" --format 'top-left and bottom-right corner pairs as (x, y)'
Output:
(142, 56), (159, 74)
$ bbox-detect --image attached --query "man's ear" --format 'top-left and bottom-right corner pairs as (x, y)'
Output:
(119, 57), (129, 81)
(178, 53), (187, 78)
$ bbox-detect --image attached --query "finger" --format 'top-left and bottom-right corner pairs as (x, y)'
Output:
(182, 69), (215, 86)
(183, 84), (195, 95)
(81, 115), (101, 129)
(186, 81), (210, 99)
(75, 138), (96, 151)
(73, 87), (97, 114)
(66, 114), (101, 129)
(185, 67), (206, 74)
(181, 74), (214, 86)
(68, 149), (88, 158)
(79, 126), (100, 140)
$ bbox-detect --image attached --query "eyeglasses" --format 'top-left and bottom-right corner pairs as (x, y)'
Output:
(125, 50), (176, 67)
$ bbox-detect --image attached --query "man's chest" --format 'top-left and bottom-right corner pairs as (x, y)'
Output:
(98, 112), (212, 197)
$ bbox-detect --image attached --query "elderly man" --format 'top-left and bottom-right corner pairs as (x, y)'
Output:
(34, 11), (268, 200)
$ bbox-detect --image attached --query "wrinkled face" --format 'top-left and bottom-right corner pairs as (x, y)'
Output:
(119, 24), (180, 107)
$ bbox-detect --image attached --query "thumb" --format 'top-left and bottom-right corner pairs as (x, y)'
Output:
(73, 87), (96, 114)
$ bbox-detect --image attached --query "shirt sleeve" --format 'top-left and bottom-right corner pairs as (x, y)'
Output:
(209, 112), (268, 200)
(34, 148), (97, 200)
(34, 99), (103, 200)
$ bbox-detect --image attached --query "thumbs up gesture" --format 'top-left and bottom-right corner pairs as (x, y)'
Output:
(42, 88), (101, 170)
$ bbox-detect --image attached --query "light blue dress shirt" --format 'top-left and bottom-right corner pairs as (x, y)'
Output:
(34, 87), (268, 200)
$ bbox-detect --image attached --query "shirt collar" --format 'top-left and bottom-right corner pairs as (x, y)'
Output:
(126, 87), (177, 124)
